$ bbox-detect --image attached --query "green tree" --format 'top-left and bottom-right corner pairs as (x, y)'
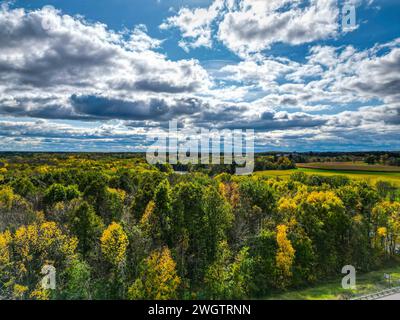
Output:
(10, 177), (35, 198)
(202, 186), (234, 266)
(44, 184), (80, 207)
(61, 259), (91, 299)
(247, 229), (277, 296)
(203, 241), (232, 299)
(69, 201), (104, 257)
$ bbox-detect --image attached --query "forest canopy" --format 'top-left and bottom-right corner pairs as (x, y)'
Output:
(0, 153), (399, 300)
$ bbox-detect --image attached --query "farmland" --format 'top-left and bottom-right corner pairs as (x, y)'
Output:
(255, 162), (400, 186)
(297, 162), (400, 172)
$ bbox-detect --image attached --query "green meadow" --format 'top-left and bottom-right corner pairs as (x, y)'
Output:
(266, 264), (400, 300)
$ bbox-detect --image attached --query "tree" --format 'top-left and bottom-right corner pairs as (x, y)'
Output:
(372, 201), (400, 257)
(61, 259), (91, 299)
(102, 187), (126, 224)
(202, 186), (233, 266)
(376, 181), (397, 201)
(0, 186), (34, 231)
(365, 155), (377, 165)
(247, 229), (277, 296)
(128, 247), (180, 300)
(0, 230), (12, 296)
(204, 242), (254, 299)
(100, 222), (129, 267)
(170, 182), (203, 280)
(10, 177), (35, 198)
(69, 201), (104, 257)
(238, 179), (275, 214)
(203, 241), (232, 299)
(277, 197), (297, 225)
(44, 184), (80, 207)
(130, 171), (167, 221)
(153, 180), (172, 244)
(229, 246), (254, 299)
(298, 191), (348, 275)
(140, 180), (173, 245)
(125, 225), (151, 281)
(100, 222), (129, 298)
(1, 152), (398, 299)
(290, 229), (316, 286)
(275, 225), (295, 288)
(1, 221), (78, 299)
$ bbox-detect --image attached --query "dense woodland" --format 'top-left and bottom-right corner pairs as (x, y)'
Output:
(0, 153), (399, 300)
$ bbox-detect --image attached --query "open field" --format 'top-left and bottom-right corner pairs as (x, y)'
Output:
(297, 162), (400, 172)
(266, 265), (400, 300)
(255, 167), (400, 186)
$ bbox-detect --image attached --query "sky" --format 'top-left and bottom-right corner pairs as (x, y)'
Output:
(0, 0), (399, 152)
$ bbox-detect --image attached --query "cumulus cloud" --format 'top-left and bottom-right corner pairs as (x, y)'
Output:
(0, 3), (399, 151)
(0, 5), (211, 122)
(218, 0), (339, 57)
(163, 0), (342, 57)
(219, 58), (294, 89)
(216, 39), (400, 111)
(160, 0), (224, 51)
(337, 47), (400, 102)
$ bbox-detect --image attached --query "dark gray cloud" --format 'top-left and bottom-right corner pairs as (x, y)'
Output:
(221, 114), (327, 131)
(71, 95), (169, 120)
(133, 79), (199, 93)
(70, 94), (203, 121)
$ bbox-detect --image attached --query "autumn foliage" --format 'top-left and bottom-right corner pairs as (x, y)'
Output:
(0, 153), (399, 299)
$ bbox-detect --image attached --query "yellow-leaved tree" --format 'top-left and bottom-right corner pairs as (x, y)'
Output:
(100, 222), (129, 267)
(0, 230), (12, 289)
(372, 201), (400, 256)
(275, 224), (295, 288)
(128, 247), (181, 300)
(100, 222), (129, 299)
(0, 221), (78, 299)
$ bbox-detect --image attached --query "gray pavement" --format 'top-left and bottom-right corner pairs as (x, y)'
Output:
(376, 293), (400, 300)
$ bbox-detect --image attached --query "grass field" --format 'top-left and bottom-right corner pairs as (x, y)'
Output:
(266, 264), (400, 300)
(297, 162), (400, 172)
(255, 163), (400, 186)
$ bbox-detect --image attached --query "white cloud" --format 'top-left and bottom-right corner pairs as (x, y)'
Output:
(162, 0), (342, 57)
(0, 3), (399, 151)
(126, 24), (163, 51)
(219, 58), (293, 89)
(218, 0), (340, 57)
(0, 5), (212, 121)
(160, 0), (224, 51)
